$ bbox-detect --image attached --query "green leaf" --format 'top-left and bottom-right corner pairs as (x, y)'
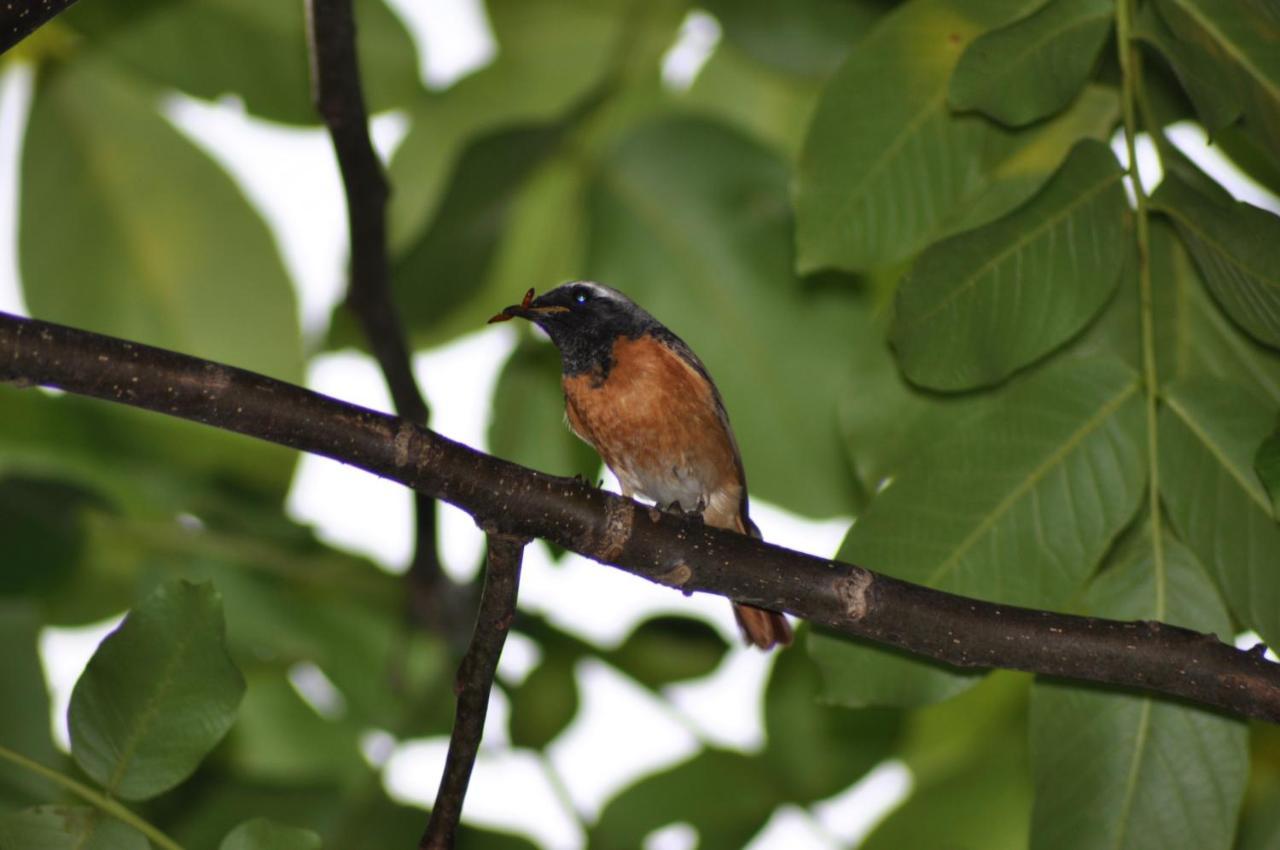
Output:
(700, 0), (879, 77)
(589, 749), (778, 850)
(585, 115), (861, 516)
(762, 638), (900, 802)
(0, 604), (57, 806)
(379, 125), (569, 349)
(1160, 378), (1280, 646)
(682, 41), (823, 161)
(861, 699), (1031, 850)
(0, 806), (147, 850)
(1257, 420), (1280, 518)
(489, 340), (601, 482)
(1151, 172), (1280, 349)
(62, 0), (421, 124)
(1154, 0), (1280, 164)
(891, 139), (1128, 390)
(69, 581), (245, 800)
(949, 0), (1113, 126)
(227, 670), (365, 783)
(1137, 0), (1243, 133)
(605, 616), (729, 690)
(22, 58), (302, 381)
(508, 651), (579, 751)
(19, 58), (300, 497)
(1030, 529), (1247, 850)
(794, 0), (1049, 272)
(0, 476), (103, 597)
(220, 817), (321, 850)
(811, 357), (1145, 707)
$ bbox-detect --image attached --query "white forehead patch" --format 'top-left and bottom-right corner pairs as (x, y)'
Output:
(557, 280), (632, 304)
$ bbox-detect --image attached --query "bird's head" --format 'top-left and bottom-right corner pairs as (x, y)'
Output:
(489, 281), (657, 369)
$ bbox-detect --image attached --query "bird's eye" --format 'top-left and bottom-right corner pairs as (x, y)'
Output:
(575, 292), (589, 304)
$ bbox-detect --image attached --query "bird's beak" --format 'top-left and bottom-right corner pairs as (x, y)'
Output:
(487, 288), (569, 324)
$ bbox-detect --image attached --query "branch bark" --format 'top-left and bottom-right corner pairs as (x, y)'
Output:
(304, 0), (461, 638)
(3, 311), (1280, 723)
(420, 534), (525, 850)
(1, 0), (81, 55)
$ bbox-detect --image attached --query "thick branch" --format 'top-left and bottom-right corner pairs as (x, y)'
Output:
(1, 0), (80, 55)
(304, 0), (456, 634)
(3, 311), (1280, 722)
(420, 535), (524, 850)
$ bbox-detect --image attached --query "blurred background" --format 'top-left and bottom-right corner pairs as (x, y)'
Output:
(2, 0), (1280, 848)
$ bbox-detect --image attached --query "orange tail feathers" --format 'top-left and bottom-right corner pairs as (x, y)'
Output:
(733, 603), (793, 650)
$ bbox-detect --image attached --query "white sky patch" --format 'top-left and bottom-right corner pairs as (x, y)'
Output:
(38, 615), (125, 751)
(0, 63), (32, 317)
(745, 805), (842, 850)
(644, 823), (698, 850)
(812, 759), (913, 845)
(661, 10), (721, 91)
(548, 659), (700, 821)
(286, 350), (414, 569)
(664, 647), (771, 752)
(288, 661), (347, 719)
(383, 0), (498, 89)
(1167, 121), (1280, 213)
(1109, 129), (1164, 206)
(1234, 630), (1278, 662)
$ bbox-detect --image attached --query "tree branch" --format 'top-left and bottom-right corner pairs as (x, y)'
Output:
(304, 0), (460, 638)
(3, 311), (1280, 723)
(1, 0), (81, 55)
(420, 534), (525, 850)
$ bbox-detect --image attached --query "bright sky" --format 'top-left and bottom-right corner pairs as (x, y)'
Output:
(3, 1), (1279, 848)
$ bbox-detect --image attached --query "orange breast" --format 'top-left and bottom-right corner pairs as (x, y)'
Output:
(562, 334), (744, 528)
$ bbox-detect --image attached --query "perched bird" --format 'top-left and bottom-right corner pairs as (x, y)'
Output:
(489, 281), (792, 649)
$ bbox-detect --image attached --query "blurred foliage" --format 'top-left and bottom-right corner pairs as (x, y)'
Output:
(3, 0), (1280, 848)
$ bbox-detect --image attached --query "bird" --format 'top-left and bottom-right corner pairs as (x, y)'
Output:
(489, 281), (792, 649)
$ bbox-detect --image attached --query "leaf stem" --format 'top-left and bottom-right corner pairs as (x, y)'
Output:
(0, 743), (185, 850)
(1116, 0), (1166, 615)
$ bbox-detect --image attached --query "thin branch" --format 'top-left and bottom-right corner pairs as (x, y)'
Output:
(0, 0), (81, 55)
(2, 312), (1280, 722)
(0, 742), (184, 850)
(420, 534), (525, 850)
(304, 0), (461, 638)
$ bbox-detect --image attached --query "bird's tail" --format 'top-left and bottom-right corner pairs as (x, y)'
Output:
(733, 603), (793, 650)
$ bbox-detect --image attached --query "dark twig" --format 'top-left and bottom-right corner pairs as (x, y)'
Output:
(304, 0), (461, 638)
(3, 312), (1280, 723)
(420, 534), (525, 850)
(1, 0), (80, 55)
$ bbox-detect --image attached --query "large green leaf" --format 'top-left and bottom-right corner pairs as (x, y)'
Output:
(19, 57), (300, 496)
(1029, 529), (1248, 850)
(949, 0), (1113, 126)
(585, 115), (861, 516)
(68, 581), (245, 800)
(0, 476), (102, 598)
(1154, 0), (1280, 164)
(220, 817), (321, 850)
(1160, 378), (1280, 646)
(1257, 420), (1280, 517)
(861, 698), (1031, 850)
(0, 806), (147, 850)
(604, 616), (729, 691)
(700, 0), (879, 77)
(761, 639), (900, 802)
(892, 139), (1128, 390)
(21, 58), (301, 381)
(794, 0), (1049, 272)
(811, 356), (1145, 707)
(1137, 0), (1243, 133)
(508, 651), (579, 751)
(62, 0), (421, 124)
(0, 604), (57, 807)
(588, 749), (779, 850)
(1152, 172), (1280, 349)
